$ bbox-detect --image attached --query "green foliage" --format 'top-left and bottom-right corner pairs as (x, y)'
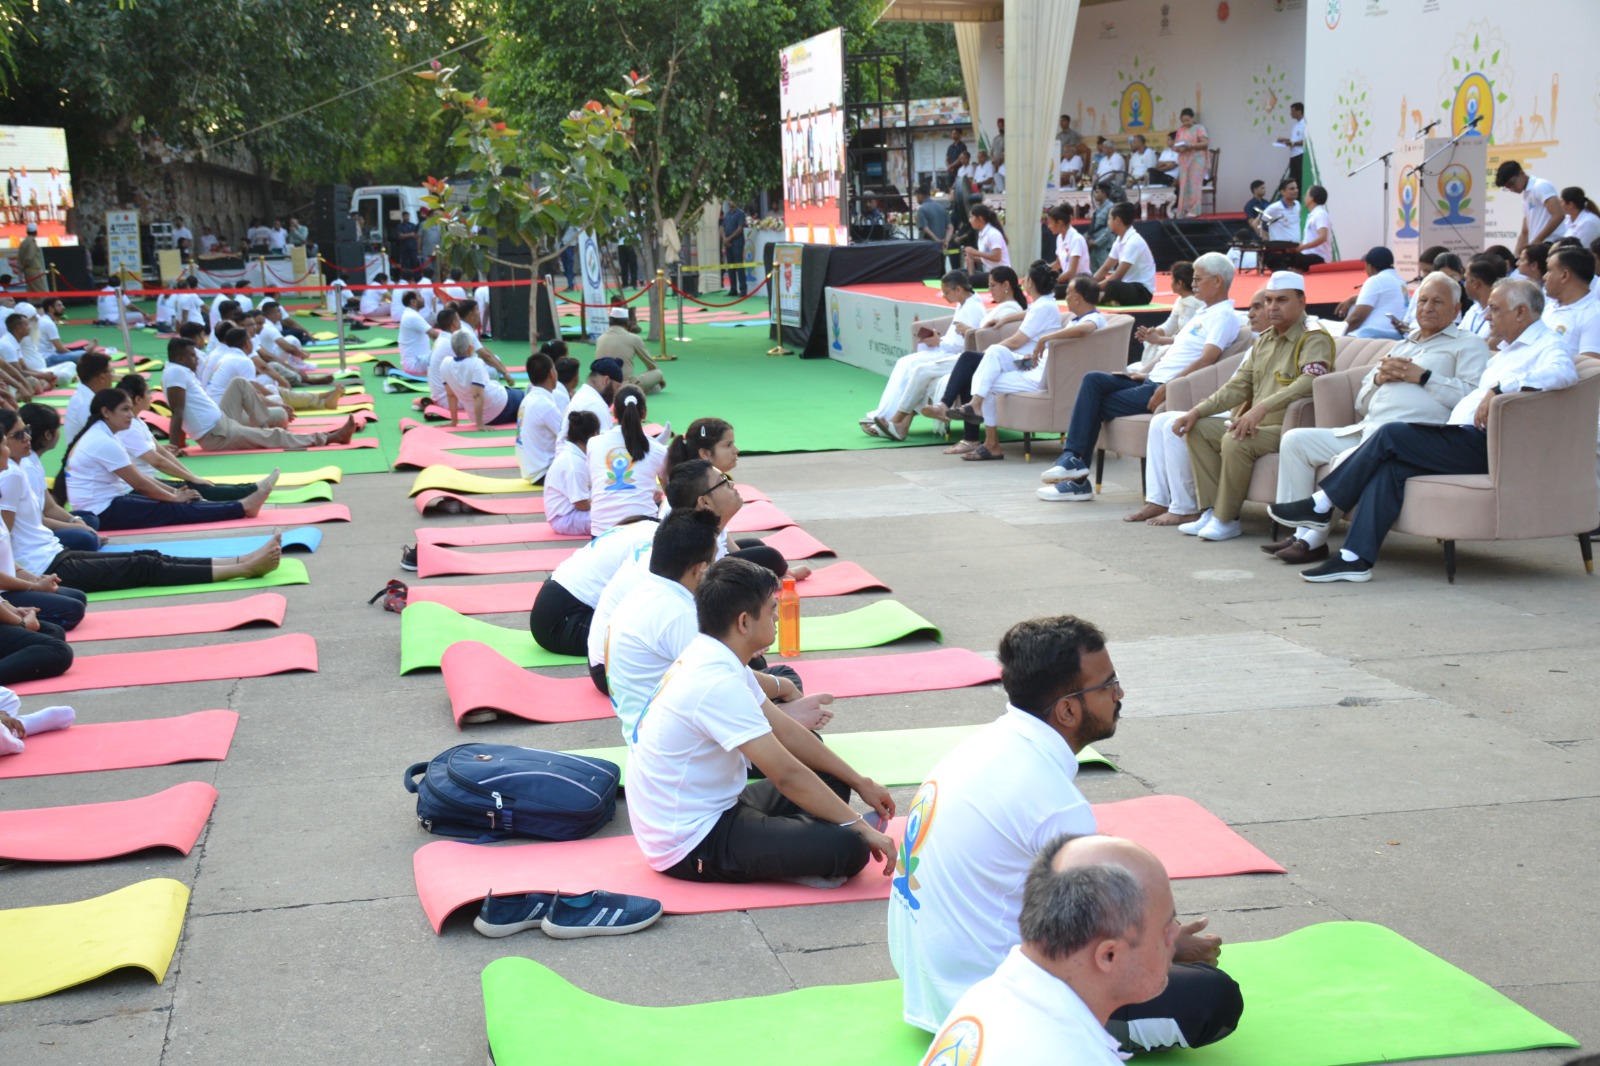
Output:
(850, 21), (962, 101)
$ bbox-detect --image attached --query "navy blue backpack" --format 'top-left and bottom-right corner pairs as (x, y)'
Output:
(404, 744), (620, 841)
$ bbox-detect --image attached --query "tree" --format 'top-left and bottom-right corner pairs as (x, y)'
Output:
(418, 63), (651, 354)
(487, 0), (882, 337)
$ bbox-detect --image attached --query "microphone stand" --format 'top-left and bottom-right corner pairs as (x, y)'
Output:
(1349, 147), (1394, 250)
(1416, 117), (1484, 177)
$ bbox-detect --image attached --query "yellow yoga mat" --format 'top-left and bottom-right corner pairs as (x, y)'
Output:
(0, 878), (190, 1003)
(324, 402), (376, 415)
(408, 464), (542, 497)
(204, 466), (343, 487)
(306, 351), (376, 365)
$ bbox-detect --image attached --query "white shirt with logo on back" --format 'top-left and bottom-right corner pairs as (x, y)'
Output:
(585, 425), (668, 537)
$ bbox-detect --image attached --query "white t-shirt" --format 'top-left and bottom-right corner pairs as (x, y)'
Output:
(930, 294), (988, 355)
(548, 517), (658, 606)
(1288, 116), (1307, 157)
(1055, 226), (1089, 276)
(565, 382), (615, 434)
(206, 350), (258, 403)
(65, 421), (136, 514)
(115, 417), (163, 480)
(1543, 291), (1600, 357)
(588, 542), (654, 668)
(442, 354), (510, 423)
(397, 307), (433, 377)
(37, 314), (60, 350)
(0, 460), (63, 573)
(1109, 228), (1157, 290)
(1462, 301), (1491, 340)
(96, 289), (121, 322)
(1522, 175), (1559, 242)
(1150, 299), (1241, 384)
(921, 947), (1126, 1066)
(1128, 147), (1158, 181)
(256, 318), (286, 360)
(62, 382), (93, 445)
(515, 386), (565, 481)
(1355, 268), (1409, 323)
(1157, 147), (1180, 171)
(164, 361), (222, 439)
(269, 226), (288, 249)
(0, 333), (19, 366)
(154, 293), (176, 327)
(359, 287), (387, 317)
(586, 425), (669, 536)
(1094, 151), (1126, 179)
(1010, 299), (1065, 361)
(1301, 204), (1333, 262)
(1561, 209), (1600, 248)
(425, 330), (456, 403)
(175, 292), (204, 328)
(888, 706), (1096, 1032)
(628, 632), (773, 870)
(389, 291), (408, 322)
(209, 292), (229, 331)
(1261, 199), (1301, 242)
(605, 572), (700, 744)
(976, 225), (1010, 270)
(542, 439), (591, 531)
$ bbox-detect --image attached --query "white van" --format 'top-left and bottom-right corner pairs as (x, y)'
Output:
(350, 185), (429, 250)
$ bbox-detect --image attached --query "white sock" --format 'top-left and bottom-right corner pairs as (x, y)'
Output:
(1300, 528), (1327, 549)
(18, 705), (74, 735)
(1311, 490), (1333, 513)
(0, 727), (23, 755)
(1339, 548), (1361, 563)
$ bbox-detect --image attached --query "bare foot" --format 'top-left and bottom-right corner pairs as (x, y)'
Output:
(240, 534), (283, 576)
(240, 476), (276, 517)
(780, 693), (834, 731)
(322, 385), (346, 410)
(788, 564), (812, 581)
(920, 402), (949, 421)
(1123, 503), (1167, 523)
(326, 417), (357, 445)
(1148, 511), (1198, 527)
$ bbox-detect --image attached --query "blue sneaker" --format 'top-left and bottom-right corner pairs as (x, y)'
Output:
(540, 890), (664, 939)
(1040, 451), (1090, 482)
(474, 889), (558, 938)
(1037, 480), (1093, 502)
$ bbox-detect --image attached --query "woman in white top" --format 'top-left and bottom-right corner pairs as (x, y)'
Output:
(1133, 260), (1204, 366)
(56, 388), (274, 531)
(442, 330), (524, 431)
(915, 266), (1029, 445)
(1559, 186), (1600, 248)
(112, 374), (256, 501)
(585, 385), (668, 537)
(960, 204), (1010, 290)
(544, 410), (598, 537)
(863, 271), (987, 441)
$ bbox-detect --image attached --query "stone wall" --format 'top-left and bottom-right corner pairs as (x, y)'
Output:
(73, 158), (271, 249)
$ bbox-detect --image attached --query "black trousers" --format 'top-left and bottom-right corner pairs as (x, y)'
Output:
(529, 578), (593, 657)
(48, 549), (213, 595)
(161, 478), (257, 502)
(618, 245), (640, 288)
(1107, 962), (1244, 1051)
(4, 587), (87, 631)
(662, 774), (870, 883)
(0, 620), (72, 686)
(941, 351), (985, 442)
(728, 538), (786, 578)
(1102, 279), (1153, 306)
(726, 239), (747, 296)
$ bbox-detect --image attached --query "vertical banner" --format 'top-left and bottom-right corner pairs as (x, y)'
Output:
(1418, 137), (1486, 262)
(775, 243), (804, 327)
(579, 229), (608, 339)
(106, 210), (141, 283)
(779, 28), (847, 247)
(1390, 140), (1426, 282)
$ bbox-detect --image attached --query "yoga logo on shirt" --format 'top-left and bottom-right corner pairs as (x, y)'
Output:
(922, 1016), (982, 1066)
(893, 780), (938, 909)
(602, 447), (638, 492)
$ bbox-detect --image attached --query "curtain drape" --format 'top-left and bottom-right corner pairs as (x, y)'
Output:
(1002, 0), (1080, 264)
(954, 23), (985, 161)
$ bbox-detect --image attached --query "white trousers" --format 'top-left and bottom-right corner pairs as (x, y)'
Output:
(973, 345), (1044, 424)
(1276, 427), (1359, 502)
(1145, 410), (1210, 513)
(869, 345), (950, 421)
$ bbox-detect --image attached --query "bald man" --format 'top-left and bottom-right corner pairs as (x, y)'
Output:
(920, 835), (1181, 1065)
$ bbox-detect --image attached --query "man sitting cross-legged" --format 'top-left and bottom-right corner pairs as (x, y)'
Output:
(629, 557), (897, 886)
(164, 338), (356, 452)
(889, 614), (1242, 1050)
(1039, 252), (1240, 503)
(1264, 272), (1488, 565)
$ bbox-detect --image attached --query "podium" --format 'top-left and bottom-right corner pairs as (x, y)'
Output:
(1391, 137), (1487, 280)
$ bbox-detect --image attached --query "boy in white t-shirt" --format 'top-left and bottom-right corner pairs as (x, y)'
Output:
(1093, 202), (1157, 307)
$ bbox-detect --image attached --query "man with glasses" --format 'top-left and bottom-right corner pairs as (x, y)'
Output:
(1040, 252), (1240, 503)
(888, 615), (1242, 1052)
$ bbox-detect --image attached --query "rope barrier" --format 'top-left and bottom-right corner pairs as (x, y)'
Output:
(664, 271), (771, 307)
(674, 260), (765, 272)
(25, 276), (544, 301)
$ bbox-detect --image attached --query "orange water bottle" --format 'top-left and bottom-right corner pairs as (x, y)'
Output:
(777, 576), (801, 658)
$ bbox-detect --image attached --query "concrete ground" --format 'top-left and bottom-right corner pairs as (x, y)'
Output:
(0, 436), (1595, 1065)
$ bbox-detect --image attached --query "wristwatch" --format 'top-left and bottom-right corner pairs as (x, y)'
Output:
(1418, 368), (1432, 385)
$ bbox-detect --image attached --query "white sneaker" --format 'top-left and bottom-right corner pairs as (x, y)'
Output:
(1196, 517), (1242, 541)
(1178, 509), (1214, 536)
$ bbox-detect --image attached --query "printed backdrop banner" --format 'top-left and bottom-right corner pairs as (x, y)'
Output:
(0, 125), (76, 250)
(775, 243), (805, 327)
(779, 28), (847, 247)
(106, 210), (141, 282)
(822, 286), (923, 375)
(579, 230), (608, 339)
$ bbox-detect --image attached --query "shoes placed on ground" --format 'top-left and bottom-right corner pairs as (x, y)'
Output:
(1274, 539), (1329, 565)
(1196, 517), (1242, 541)
(1268, 498), (1332, 531)
(1037, 480), (1093, 502)
(1260, 535), (1298, 555)
(1178, 509), (1215, 536)
(540, 890), (664, 939)
(1041, 452), (1090, 482)
(1301, 556), (1373, 583)
(400, 544), (418, 571)
(474, 890), (557, 937)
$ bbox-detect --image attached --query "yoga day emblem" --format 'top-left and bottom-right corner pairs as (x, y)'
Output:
(923, 1016), (983, 1066)
(893, 779), (937, 909)
(602, 448), (636, 492)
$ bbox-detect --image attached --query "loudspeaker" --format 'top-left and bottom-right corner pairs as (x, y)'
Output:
(1154, 219), (1237, 267)
(313, 184), (355, 253)
(489, 247), (534, 342)
(328, 240), (366, 281)
(41, 246), (93, 300)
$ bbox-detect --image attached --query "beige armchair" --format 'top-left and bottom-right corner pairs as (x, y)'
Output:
(994, 315), (1135, 460)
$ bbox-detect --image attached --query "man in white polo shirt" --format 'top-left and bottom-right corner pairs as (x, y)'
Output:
(1495, 159), (1563, 255)
(514, 350), (566, 482)
(628, 557), (895, 885)
(566, 358), (622, 433)
(1040, 252), (1239, 502)
(889, 615), (1241, 1050)
(396, 290), (438, 378)
(1541, 245), (1600, 358)
(919, 835), (1186, 1066)
(1093, 202), (1157, 306)
(1339, 246), (1409, 339)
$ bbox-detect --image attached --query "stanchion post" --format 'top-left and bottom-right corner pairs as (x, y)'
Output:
(766, 268), (791, 356)
(675, 262), (689, 343)
(47, 264), (59, 293)
(655, 270), (676, 362)
(116, 274), (134, 372)
(336, 290), (347, 374)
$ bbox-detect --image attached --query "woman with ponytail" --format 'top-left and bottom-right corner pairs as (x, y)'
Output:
(585, 384), (668, 536)
(15, 404), (101, 553)
(545, 410), (599, 537)
(55, 389), (277, 531)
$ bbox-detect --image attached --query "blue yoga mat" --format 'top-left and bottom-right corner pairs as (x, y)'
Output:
(706, 318), (772, 328)
(103, 525), (323, 556)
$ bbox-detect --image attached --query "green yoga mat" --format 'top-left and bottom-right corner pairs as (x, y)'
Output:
(399, 599), (940, 675)
(568, 726), (1114, 788)
(84, 558), (310, 602)
(482, 922), (1577, 1066)
(266, 482), (334, 504)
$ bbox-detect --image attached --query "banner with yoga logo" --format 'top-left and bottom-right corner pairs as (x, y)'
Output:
(775, 243), (804, 327)
(579, 229), (607, 339)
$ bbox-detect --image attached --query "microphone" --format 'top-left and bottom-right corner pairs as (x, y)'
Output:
(1467, 115), (1484, 127)
(1415, 118), (1441, 138)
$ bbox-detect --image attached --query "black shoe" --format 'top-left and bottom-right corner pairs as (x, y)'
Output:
(1301, 556), (1372, 583)
(1268, 498), (1333, 531)
(400, 545), (419, 571)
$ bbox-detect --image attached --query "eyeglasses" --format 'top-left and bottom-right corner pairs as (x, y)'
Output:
(1061, 674), (1122, 701)
(5, 430), (28, 442)
(702, 474), (735, 497)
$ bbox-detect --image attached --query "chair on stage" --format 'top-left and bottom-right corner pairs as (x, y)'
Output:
(994, 316), (1135, 461)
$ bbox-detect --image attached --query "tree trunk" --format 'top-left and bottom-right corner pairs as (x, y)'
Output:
(638, 233), (662, 344)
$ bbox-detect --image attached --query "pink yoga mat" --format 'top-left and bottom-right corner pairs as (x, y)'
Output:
(412, 796), (1282, 930)
(0, 782), (218, 861)
(0, 709), (238, 780)
(442, 642), (997, 726)
(11, 633), (318, 696)
(412, 583), (541, 616)
(417, 543), (579, 579)
(414, 490), (545, 516)
(395, 442), (516, 471)
(760, 525), (835, 560)
(67, 593), (287, 643)
(418, 523), (586, 547)
(179, 438), (378, 458)
(97, 503), (351, 539)
(726, 501), (797, 533)
(400, 427), (517, 450)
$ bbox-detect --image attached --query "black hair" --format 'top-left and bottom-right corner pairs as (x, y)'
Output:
(168, 337), (196, 362)
(1110, 202), (1138, 227)
(649, 509), (721, 582)
(563, 409), (600, 448)
(695, 556), (779, 637)
(178, 320), (207, 342)
(1484, 245), (1518, 269)
(117, 373), (148, 400)
(1048, 204), (1075, 224)
(1432, 252), (1464, 275)
(435, 306), (460, 332)
(539, 339), (569, 360)
(987, 265), (1027, 309)
(52, 388), (131, 504)
(554, 355), (580, 388)
(525, 352), (555, 385)
(1466, 253), (1508, 291)
(999, 615), (1109, 719)
(260, 300), (280, 314)
(455, 299), (478, 321)
(1250, 179), (1266, 191)
(77, 351), (112, 386)
(19, 402), (59, 447)
(969, 203), (1005, 241)
(1180, 107), (1195, 119)
(4, 312), (24, 333)
(1550, 246), (1596, 286)
(1520, 242), (1550, 275)
(1306, 184), (1327, 206)
(0, 406), (17, 439)
(941, 269), (974, 291)
(665, 458), (717, 512)
(220, 325), (249, 349)
(667, 417), (732, 470)
(1561, 186), (1600, 215)
(402, 290), (422, 309)
(1494, 160), (1524, 188)
(1067, 275), (1099, 305)
(1026, 259), (1058, 297)
(612, 384), (649, 462)
(1419, 245), (1449, 267)
(217, 299), (240, 319)
(1170, 261), (1194, 291)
